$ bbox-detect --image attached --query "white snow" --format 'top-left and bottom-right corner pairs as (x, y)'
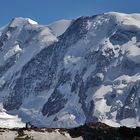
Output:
(0, 112), (24, 128)
(0, 130), (83, 140)
(64, 55), (81, 66)
(96, 73), (104, 81)
(93, 85), (113, 99)
(4, 44), (22, 61)
(27, 18), (38, 25)
(93, 85), (113, 121)
(9, 17), (38, 27)
(28, 131), (83, 140)
(58, 114), (76, 122)
(120, 118), (138, 128)
(0, 104), (24, 128)
(48, 19), (71, 36)
(106, 12), (140, 28)
(125, 37), (140, 64)
(38, 27), (58, 44)
(103, 119), (120, 127)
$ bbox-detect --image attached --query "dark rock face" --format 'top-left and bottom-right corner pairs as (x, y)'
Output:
(69, 123), (140, 140)
(42, 89), (68, 117)
(110, 29), (138, 45)
(116, 82), (140, 120)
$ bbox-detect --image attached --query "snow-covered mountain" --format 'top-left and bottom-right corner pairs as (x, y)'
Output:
(0, 12), (140, 128)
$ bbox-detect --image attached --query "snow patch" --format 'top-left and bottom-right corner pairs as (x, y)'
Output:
(48, 19), (71, 36)
(0, 105), (24, 128)
(27, 18), (38, 25)
(9, 17), (38, 27)
(126, 38), (140, 64)
(4, 44), (22, 61)
(103, 119), (120, 127)
(106, 12), (140, 28)
(64, 55), (81, 66)
(120, 118), (138, 128)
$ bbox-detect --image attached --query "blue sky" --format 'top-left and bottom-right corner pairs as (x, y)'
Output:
(0, 0), (140, 26)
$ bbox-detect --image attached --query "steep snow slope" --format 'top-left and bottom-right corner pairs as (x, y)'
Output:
(0, 12), (140, 128)
(48, 19), (72, 36)
(0, 104), (24, 128)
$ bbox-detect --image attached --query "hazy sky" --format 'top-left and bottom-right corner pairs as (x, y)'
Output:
(0, 0), (140, 26)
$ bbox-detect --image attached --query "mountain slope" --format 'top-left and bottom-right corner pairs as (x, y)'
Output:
(48, 19), (72, 36)
(0, 12), (140, 128)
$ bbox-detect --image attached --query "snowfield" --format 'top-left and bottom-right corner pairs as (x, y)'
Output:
(48, 19), (72, 36)
(0, 130), (83, 140)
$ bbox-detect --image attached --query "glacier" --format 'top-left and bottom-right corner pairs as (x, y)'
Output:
(0, 12), (140, 128)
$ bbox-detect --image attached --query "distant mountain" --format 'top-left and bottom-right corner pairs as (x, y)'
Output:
(0, 12), (140, 128)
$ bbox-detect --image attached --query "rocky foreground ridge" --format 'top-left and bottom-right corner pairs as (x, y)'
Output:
(0, 123), (140, 140)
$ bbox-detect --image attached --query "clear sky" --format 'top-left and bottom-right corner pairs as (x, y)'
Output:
(0, 0), (140, 26)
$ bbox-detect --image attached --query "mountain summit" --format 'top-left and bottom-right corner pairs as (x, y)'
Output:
(9, 17), (38, 27)
(0, 12), (140, 128)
